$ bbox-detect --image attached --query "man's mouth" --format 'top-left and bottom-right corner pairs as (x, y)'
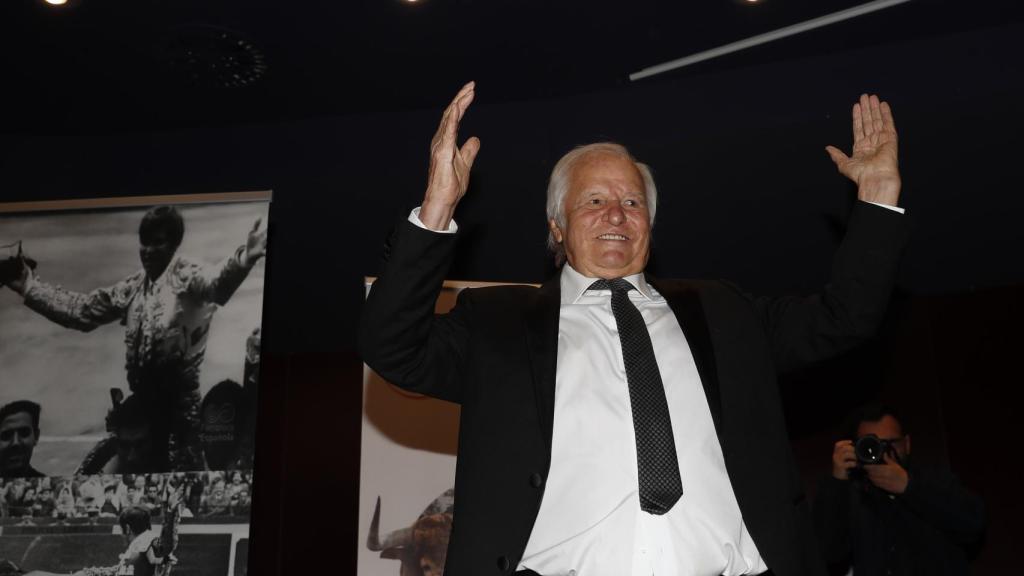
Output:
(597, 234), (629, 241)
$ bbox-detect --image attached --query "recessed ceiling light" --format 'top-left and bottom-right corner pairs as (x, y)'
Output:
(44, 0), (69, 5)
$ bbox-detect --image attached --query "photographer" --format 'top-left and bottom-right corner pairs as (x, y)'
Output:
(813, 404), (985, 576)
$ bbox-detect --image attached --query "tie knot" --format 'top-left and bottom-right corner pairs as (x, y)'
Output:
(589, 278), (634, 293)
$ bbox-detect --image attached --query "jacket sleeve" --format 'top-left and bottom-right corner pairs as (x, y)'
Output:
(23, 273), (138, 332)
(181, 246), (257, 306)
(813, 475), (855, 568)
(358, 220), (471, 404)
(900, 468), (986, 545)
(742, 201), (910, 373)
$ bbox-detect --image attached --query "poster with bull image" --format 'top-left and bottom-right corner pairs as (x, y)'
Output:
(359, 279), (531, 576)
(0, 192), (269, 576)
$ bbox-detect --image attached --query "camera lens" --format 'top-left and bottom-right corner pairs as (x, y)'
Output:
(855, 434), (884, 464)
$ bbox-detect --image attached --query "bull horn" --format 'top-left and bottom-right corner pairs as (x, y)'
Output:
(367, 496), (415, 551)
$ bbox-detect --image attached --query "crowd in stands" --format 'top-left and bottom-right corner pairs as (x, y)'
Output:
(0, 470), (252, 520)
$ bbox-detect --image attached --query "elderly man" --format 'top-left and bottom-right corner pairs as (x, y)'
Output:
(360, 82), (907, 576)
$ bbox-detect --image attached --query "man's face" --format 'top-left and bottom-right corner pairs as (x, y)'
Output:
(0, 412), (39, 475)
(116, 426), (154, 472)
(857, 414), (911, 460)
(550, 152), (651, 279)
(139, 228), (177, 280)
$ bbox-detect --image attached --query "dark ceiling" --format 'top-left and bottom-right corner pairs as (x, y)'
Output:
(2, 0), (1021, 134)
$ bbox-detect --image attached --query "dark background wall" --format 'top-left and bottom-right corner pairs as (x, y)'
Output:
(1, 19), (1021, 575)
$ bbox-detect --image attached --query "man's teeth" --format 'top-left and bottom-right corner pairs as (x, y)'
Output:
(598, 234), (628, 240)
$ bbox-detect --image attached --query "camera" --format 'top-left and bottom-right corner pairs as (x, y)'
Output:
(854, 433), (896, 465)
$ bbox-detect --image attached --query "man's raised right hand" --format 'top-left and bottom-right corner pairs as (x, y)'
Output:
(419, 81), (481, 231)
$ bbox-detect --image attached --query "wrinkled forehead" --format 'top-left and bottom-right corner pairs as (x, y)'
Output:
(567, 151), (645, 196)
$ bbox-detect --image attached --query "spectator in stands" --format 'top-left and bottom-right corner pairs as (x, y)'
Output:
(33, 486), (55, 517)
(813, 404), (986, 576)
(99, 484), (121, 517)
(226, 471), (247, 498)
(229, 485), (251, 516)
(12, 486), (35, 517)
(142, 482), (162, 516)
(55, 484), (76, 519)
(184, 473), (203, 517)
(202, 478), (230, 516)
(78, 475), (104, 510)
(0, 400), (45, 478)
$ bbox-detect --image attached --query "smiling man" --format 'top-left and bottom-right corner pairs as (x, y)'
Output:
(360, 83), (909, 576)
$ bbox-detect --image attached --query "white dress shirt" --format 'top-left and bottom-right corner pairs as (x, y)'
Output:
(516, 265), (767, 576)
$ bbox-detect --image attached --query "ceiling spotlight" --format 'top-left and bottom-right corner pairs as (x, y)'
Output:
(44, 0), (69, 5)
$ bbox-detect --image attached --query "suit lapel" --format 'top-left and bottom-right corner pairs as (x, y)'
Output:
(649, 276), (725, 440)
(524, 274), (561, 456)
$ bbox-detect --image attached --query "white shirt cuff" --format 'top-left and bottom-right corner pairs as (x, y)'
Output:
(409, 207), (458, 234)
(865, 200), (905, 214)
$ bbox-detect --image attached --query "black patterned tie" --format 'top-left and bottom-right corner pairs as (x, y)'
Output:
(590, 278), (683, 515)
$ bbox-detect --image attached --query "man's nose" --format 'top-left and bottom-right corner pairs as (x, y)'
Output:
(604, 204), (625, 225)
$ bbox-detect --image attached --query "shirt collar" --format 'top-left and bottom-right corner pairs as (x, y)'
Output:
(560, 264), (654, 305)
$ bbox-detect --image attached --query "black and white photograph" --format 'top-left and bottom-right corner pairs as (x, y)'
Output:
(0, 195), (268, 576)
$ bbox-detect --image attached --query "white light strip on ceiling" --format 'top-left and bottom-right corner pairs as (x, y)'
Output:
(629, 0), (914, 81)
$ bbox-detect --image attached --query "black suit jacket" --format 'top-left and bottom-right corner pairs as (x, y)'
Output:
(359, 201), (908, 576)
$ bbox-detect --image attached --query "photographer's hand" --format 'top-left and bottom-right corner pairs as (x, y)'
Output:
(832, 440), (857, 480)
(864, 453), (909, 494)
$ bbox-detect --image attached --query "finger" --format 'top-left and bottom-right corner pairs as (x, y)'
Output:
(453, 80), (475, 102)
(852, 101), (865, 143)
(460, 136), (481, 170)
(442, 89), (474, 149)
(825, 145), (849, 167)
(880, 101), (897, 135)
(868, 94), (884, 135)
(432, 85), (471, 149)
(835, 443), (855, 455)
(859, 94), (874, 137)
(251, 218), (262, 233)
(455, 87), (476, 122)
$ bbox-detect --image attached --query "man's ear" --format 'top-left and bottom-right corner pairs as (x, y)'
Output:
(548, 219), (563, 243)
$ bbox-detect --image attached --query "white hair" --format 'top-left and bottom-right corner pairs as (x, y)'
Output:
(545, 142), (657, 264)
